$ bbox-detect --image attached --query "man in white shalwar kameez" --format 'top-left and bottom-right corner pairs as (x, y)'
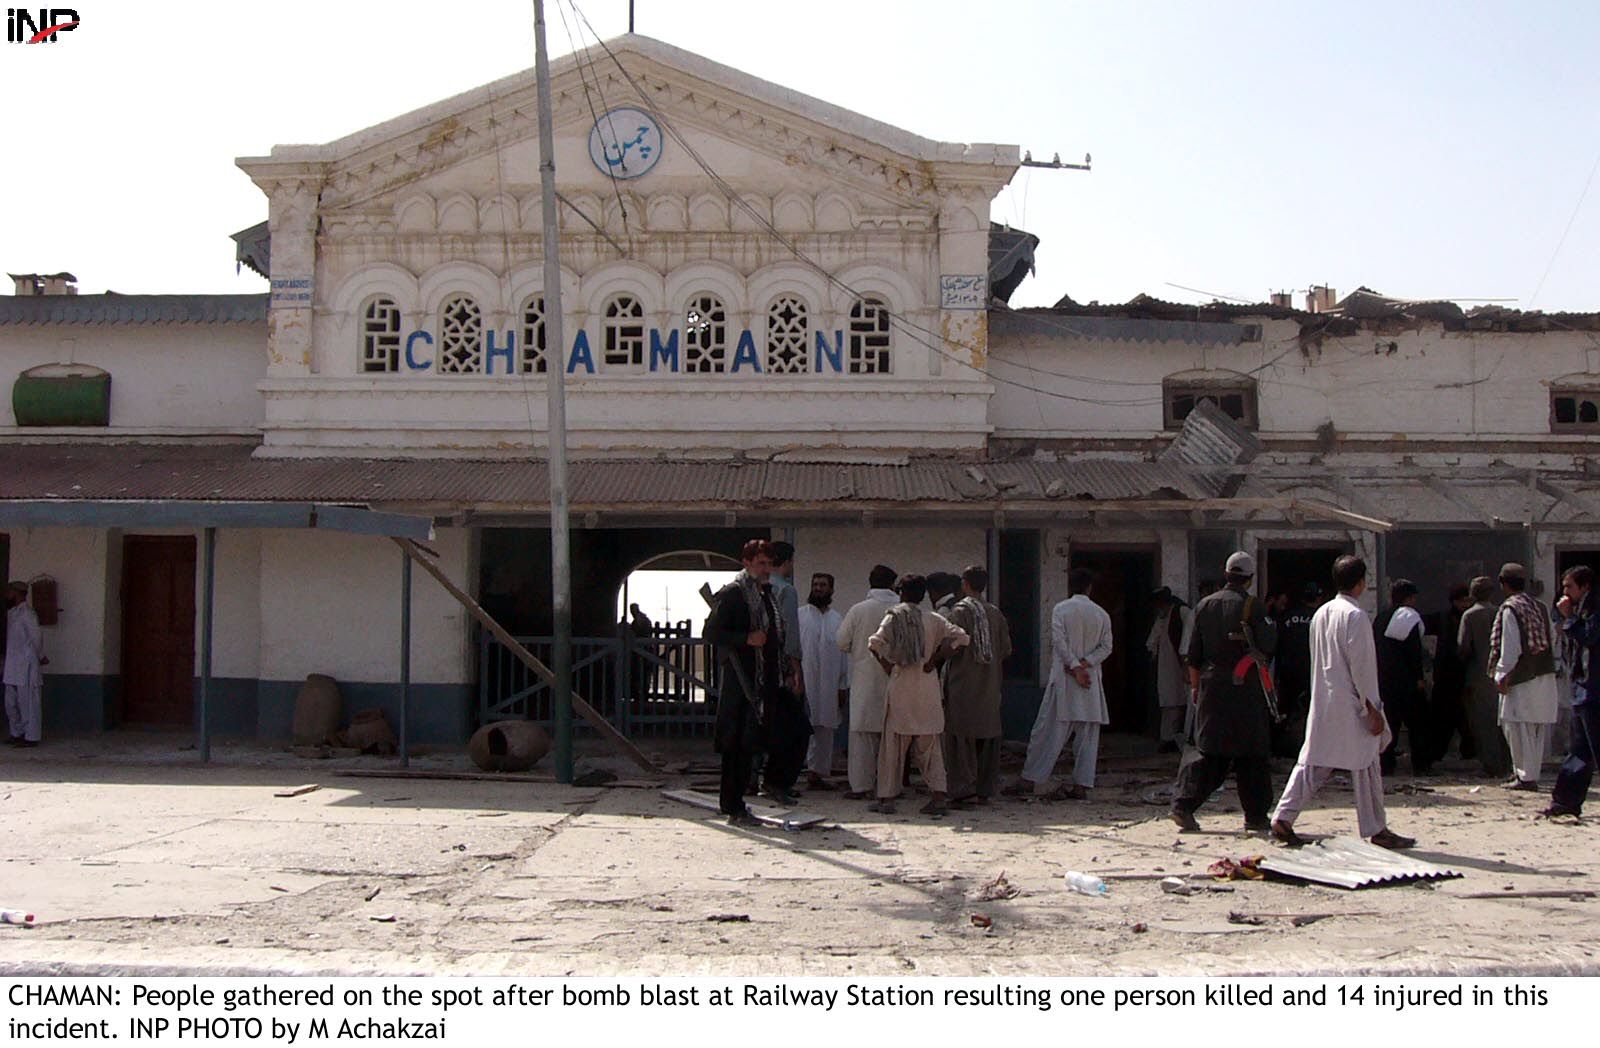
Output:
(4, 581), (46, 746)
(1147, 587), (1192, 752)
(1007, 569), (1113, 800)
(836, 565), (900, 798)
(798, 573), (850, 789)
(1490, 563), (1561, 790)
(1271, 556), (1415, 849)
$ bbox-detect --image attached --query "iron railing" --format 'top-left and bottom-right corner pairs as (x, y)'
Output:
(478, 624), (721, 737)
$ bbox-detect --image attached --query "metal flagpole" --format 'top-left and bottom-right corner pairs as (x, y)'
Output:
(533, 0), (574, 784)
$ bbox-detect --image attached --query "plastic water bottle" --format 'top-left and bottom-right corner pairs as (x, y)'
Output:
(0, 909), (34, 925)
(1064, 872), (1108, 896)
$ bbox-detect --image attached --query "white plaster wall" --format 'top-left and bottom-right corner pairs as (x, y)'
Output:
(2, 527), (109, 675)
(257, 527), (470, 684)
(212, 530), (262, 680)
(0, 325), (265, 431)
(989, 322), (1600, 441)
(791, 524), (988, 613)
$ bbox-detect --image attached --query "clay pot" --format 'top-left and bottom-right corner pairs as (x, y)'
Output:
(292, 674), (342, 746)
(468, 720), (551, 772)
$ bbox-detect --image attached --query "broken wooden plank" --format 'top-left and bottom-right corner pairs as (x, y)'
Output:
(664, 788), (825, 830)
(273, 783), (321, 798)
(392, 537), (660, 777)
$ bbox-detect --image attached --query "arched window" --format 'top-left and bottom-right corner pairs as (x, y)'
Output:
(684, 293), (727, 373)
(765, 295), (808, 374)
(603, 294), (645, 367)
(360, 296), (401, 373)
(520, 295), (547, 374)
(438, 294), (484, 373)
(847, 296), (891, 374)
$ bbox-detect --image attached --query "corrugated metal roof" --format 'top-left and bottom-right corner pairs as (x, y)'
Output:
(0, 294), (267, 326)
(1256, 835), (1464, 890)
(0, 444), (1234, 509)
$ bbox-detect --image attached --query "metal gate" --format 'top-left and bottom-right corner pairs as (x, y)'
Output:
(478, 625), (722, 737)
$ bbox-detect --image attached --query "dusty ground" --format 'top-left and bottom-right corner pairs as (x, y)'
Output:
(1, 733), (1596, 976)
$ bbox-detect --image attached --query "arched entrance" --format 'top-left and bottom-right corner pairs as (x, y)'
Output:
(617, 550), (741, 734)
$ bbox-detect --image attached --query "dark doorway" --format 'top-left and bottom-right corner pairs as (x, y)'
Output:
(1070, 547), (1157, 733)
(1261, 545), (1346, 607)
(120, 535), (196, 726)
(998, 529), (1040, 685)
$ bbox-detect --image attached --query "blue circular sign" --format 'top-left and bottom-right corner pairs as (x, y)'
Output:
(588, 107), (664, 180)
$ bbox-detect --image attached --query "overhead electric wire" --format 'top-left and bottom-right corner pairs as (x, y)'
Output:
(557, 0), (634, 256)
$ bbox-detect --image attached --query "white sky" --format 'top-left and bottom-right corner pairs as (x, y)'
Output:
(5, 1), (1599, 311)
(616, 569), (736, 628)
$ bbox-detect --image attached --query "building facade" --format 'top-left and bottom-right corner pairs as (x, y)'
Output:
(5, 37), (1600, 744)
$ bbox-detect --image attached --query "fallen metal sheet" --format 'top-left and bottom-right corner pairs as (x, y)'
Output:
(663, 789), (825, 831)
(1256, 836), (1464, 890)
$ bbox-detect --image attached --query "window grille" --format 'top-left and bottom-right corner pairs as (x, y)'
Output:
(520, 296), (547, 374)
(766, 295), (809, 374)
(1552, 390), (1600, 432)
(438, 294), (484, 373)
(848, 296), (891, 374)
(360, 296), (401, 373)
(1162, 381), (1258, 430)
(603, 294), (645, 367)
(684, 293), (728, 373)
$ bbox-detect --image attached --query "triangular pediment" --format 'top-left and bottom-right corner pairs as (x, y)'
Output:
(238, 35), (1016, 216)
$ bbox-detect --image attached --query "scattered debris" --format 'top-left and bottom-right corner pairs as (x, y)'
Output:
(705, 913), (750, 923)
(268, 885), (290, 893)
(0, 908), (35, 926)
(451, 843), (467, 851)
(213, 937), (229, 945)
(368, 914), (397, 923)
(364, 887), (382, 902)
(1227, 911), (1267, 926)
(1470, 786), (1483, 794)
(650, 904), (674, 912)
(970, 913), (993, 929)
(1131, 922), (1148, 934)
(968, 871), (1022, 902)
(273, 784), (321, 798)
(1208, 856), (1266, 881)
(1161, 876), (1195, 896)
(476, 811), (508, 818)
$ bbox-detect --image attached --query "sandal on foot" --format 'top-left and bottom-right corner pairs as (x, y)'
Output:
(1270, 820), (1306, 847)
(1170, 809), (1200, 833)
(1369, 828), (1416, 850)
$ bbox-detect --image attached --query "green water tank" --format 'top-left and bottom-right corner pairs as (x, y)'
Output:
(12, 363), (111, 427)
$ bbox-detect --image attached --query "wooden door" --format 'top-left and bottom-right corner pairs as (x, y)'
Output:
(121, 536), (196, 725)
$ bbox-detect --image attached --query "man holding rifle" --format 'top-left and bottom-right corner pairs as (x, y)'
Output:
(1170, 552), (1279, 835)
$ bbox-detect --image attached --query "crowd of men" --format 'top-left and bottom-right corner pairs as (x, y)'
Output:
(704, 539), (1600, 842)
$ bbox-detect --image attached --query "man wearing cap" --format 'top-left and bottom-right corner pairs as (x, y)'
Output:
(1490, 563), (1560, 790)
(1146, 587), (1192, 754)
(1270, 555), (1415, 849)
(1170, 552), (1277, 833)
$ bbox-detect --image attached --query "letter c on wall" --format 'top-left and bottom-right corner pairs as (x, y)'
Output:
(405, 331), (434, 370)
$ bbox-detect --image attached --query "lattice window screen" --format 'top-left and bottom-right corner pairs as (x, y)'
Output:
(603, 294), (645, 367)
(520, 296), (547, 374)
(848, 296), (891, 374)
(765, 295), (808, 374)
(438, 295), (484, 373)
(360, 296), (401, 373)
(684, 293), (728, 373)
